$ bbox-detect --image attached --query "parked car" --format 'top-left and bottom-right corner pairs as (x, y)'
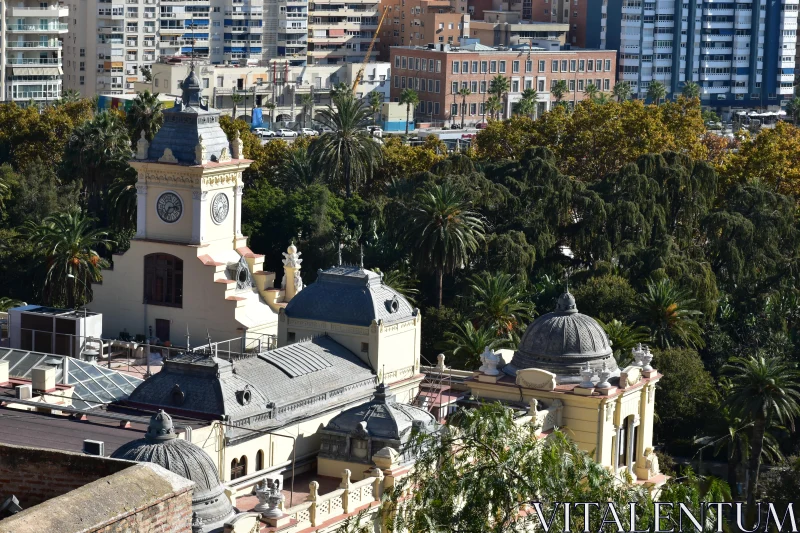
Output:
(315, 126), (334, 134)
(252, 127), (276, 138)
(300, 128), (319, 136)
(475, 122), (489, 129)
(367, 126), (383, 138)
(276, 128), (298, 138)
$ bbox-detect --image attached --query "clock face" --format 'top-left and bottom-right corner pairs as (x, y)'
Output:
(211, 192), (229, 224)
(156, 192), (183, 223)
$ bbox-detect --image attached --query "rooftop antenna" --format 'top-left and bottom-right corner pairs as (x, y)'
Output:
(359, 243), (364, 269)
(338, 241), (343, 266)
(186, 324), (190, 352)
(206, 328), (213, 357)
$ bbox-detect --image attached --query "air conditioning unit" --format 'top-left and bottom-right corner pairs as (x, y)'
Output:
(15, 384), (32, 400)
(83, 440), (105, 456)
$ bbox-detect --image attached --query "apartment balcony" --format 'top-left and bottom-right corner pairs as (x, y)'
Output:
(703, 7), (735, 15)
(702, 85), (729, 93)
(702, 59), (731, 68)
(703, 20), (734, 30)
(160, 26), (184, 34)
(701, 73), (731, 81)
(6, 40), (61, 50)
(7, 23), (69, 33)
(7, 57), (62, 66)
(731, 85), (748, 93)
(10, 5), (69, 17)
(654, 58), (672, 67)
(779, 85), (794, 94)
(621, 72), (639, 81)
(701, 33), (734, 42)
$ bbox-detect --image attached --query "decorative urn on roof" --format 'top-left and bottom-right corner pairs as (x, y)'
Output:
(503, 291), (619, 384)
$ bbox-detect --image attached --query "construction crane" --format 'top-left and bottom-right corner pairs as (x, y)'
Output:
(351, 6), (390, 94)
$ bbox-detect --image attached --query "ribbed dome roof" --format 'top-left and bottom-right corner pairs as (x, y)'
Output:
(112, 410), (235, 532)
(504, 292), (618, 383)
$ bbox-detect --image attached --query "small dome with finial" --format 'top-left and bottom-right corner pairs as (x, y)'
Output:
(145, 409), (178, 442)
(504, 292), (618, 383)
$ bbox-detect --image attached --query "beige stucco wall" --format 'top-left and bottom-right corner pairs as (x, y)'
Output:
(467, 376), (660, 479)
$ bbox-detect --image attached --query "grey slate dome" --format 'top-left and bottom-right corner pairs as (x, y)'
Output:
(503, 291), (618, 383)
(319, 383), (438, 465)
(112, 410), (236, 532)
(147, 67), (231, 165)
(285, 266), (418, 327)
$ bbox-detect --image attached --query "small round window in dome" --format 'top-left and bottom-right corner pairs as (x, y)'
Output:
(238, 269), (248, 284)
(388, 295), (400, 313)
(237, 386), (252, 406)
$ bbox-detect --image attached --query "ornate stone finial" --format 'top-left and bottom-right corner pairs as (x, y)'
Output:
(632, 343), (645, 367)
(596, 362), (612, 389)
(145, 409), (178, 442)
(579, 362), (596, 388)
(555, 291), (578, 314)
(641, 345), (654, 372)
(231, 130), (244, 159)
(478, 346), (500, 376)
(218, 146), (232, 163)
(194, 134), (207, 165)
(158, 147), (178, 164)
(308, 480), (319, 500)
(254, 479), (284, 518)
(528, 397), (538, 415)
(136, 130), (150, 160)
(191, 512), (203, 533)
(282, 243), (302, 268)
(340, 469), (352, 489)
(435, 353), (446, 371)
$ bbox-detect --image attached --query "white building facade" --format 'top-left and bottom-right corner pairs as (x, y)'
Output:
(602, 0), (797, 109)
(1, 0), (68, 104)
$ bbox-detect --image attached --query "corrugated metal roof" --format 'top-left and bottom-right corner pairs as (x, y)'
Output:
(261, 342), (332, 377)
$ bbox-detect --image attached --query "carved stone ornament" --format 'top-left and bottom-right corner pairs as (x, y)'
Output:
(643, 447), (660, 478)
(218, 146), (232, 163)
(194, 134), (207, 165)
(254, 479), (284, 518)
(515, 368), (557, 391)
(282, 243), (303, 268)
(232, 130), (244, 159)
(620, 365), (642, 387)
(158, 148), (178, 164)
(479, 346), (501, 376)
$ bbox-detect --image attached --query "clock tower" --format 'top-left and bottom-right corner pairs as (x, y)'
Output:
(129, 69), (250, 253)
(90, 68), (287, 346)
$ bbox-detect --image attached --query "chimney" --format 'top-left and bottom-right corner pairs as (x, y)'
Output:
(0, 361), (8, 384)
(32, 367), (55, 392)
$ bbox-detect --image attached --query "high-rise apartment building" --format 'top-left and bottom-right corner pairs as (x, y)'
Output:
(1, 0), (69, 103)
(307, 0), (381, 64)
(377, 0), (470, 60)
(603, 0), (797, 109)
(64, 0), (265, 96)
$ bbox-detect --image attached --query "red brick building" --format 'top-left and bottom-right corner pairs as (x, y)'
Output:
(389, 42), (616, 126)
(376, 0), (470, 61)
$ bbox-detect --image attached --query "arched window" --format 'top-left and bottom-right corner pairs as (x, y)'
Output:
(256, 450), (264, 471)
(230, 458), (242, 480)
(144, 254), (183, 307)
(239, 455), (248, 477)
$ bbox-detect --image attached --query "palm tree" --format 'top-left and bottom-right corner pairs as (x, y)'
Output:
(369, 91), (383, 125)
(682, 80), (701, 99)
(552, 80), (568, 103)
(403, 183), (485, 307)
(488, 75), (510, 120)
(635, 278), (704, 349)
(21, 209), (113, 308)
(60, 89), (81, 104)
(230, 92), (243, 119)
(279, 146), (320, 191)
(457, 86), (471, 129)
(65, 111), (132, 221)
(598, 319), (650, 366)
(377, 268), (419, 304)
(612, 81), (632, 102)
(0, 297), (25, 312)
(264, 101), (276, 128)
(584, 82), (599, 101)
(485, 95), (502, 121)
(442, 321), (511, 370)
(468, 273), (531, 337)
(513, 88), (539, 119)
(126, 90), (163, 143)
(723, 355), (800, 511)
(647, 81), (667, 105)
(399, 88), (419, 135)
(299, 92), (314, 129)
(785, 95), (800, 125)
(311, 91), (382, 198)
(107, 168), (138, 231)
